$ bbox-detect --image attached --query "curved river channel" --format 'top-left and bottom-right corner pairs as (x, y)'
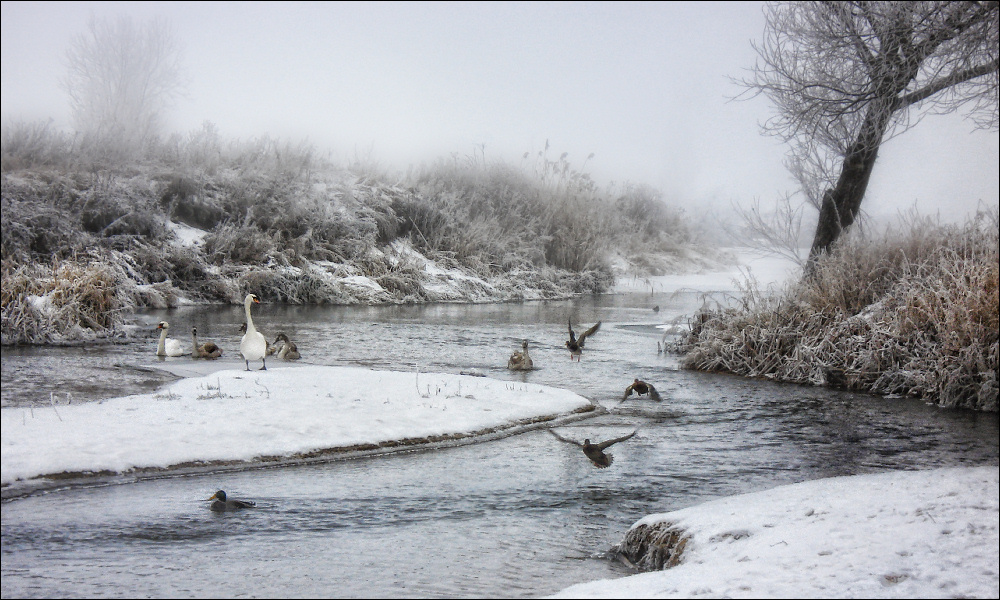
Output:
(3, 288), (998, 598)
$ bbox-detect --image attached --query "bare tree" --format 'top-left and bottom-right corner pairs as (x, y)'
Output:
(743, 1), (998, 268)
(733, 193), (811, 266)
(63, 14), (184, 155)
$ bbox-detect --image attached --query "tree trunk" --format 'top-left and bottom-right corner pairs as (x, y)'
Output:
(806, 104), (895, 269)
(807, 147), (879, 262)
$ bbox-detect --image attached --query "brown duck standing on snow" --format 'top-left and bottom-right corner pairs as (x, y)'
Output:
(566, 319), (601, 361)
(548, 429), (637, 468)
(191, 327), (223, 359)
(507, 340), (533, 371)
(620, 378), (662, 403)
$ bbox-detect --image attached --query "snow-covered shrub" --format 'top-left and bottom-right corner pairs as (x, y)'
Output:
(682, 211), (999, 411)
(0, 257), (135, 344)
(1, 119), (75, 171)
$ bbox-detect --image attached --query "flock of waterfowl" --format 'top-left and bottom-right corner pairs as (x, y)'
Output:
(192, 299), (662, 510)
(155, 293), (301, 369)
(504, 317), (664, 471)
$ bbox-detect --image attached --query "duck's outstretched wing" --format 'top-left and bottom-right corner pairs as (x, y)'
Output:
(595, 429), (637, 451)
(548, 429), (583, 447)
(621, 383), (636, 403)
(577, 321), (602, 346)
(567, 319), (577, 345)
(647, 382), (662, 401)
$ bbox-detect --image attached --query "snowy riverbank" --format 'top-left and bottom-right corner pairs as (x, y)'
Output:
(551, 465), (999, 599)
(611, 247), (802, 296)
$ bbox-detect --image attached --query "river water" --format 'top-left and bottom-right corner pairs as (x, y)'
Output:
(2, 288), (998, 598)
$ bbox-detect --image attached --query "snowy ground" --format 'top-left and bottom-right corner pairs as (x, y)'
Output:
(0, 365), (595, 491)
(550, 466), (999, 599)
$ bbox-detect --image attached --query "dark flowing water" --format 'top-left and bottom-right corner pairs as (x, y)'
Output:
(2, 291), (998, 598)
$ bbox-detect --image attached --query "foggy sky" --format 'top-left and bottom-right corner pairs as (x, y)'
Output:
(2, 1), (998, 222)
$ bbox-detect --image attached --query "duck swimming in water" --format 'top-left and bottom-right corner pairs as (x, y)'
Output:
(191, 327), (222, 359)
(548, 428), (637, 468)
(207, 490), (256, 512)
(507, 340), (533, 370)
(273, 333), (301, 360)
(566, 319), (601, 361)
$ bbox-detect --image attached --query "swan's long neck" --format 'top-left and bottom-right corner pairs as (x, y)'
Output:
(244, 298), (257, 333)
(158, 327), (168, 354)
(192, 331), (200, 354)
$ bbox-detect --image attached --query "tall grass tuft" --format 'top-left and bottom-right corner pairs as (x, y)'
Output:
(1, 119), (75, 171)
(682, 210), (999, 411)
(1, 256), (135, 344)
(407, 154), (625, 286)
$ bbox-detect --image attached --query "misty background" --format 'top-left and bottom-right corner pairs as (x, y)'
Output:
(2, 0), (998, 225)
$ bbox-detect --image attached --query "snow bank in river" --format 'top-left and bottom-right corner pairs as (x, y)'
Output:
(0, 365), (594, 487)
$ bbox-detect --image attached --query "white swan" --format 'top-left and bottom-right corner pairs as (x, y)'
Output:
(156, 322), (186, 357)
(240, 322), (278, 356)
(240, 293), (268, 370)
(191, 327), (222, 359)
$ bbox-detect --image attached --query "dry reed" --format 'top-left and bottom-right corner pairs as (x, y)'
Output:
(682, 212), (999, 411)
(1, 257), (134, 344)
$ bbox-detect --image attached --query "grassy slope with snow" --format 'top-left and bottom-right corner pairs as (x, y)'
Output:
(3, 146), (732, 345)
